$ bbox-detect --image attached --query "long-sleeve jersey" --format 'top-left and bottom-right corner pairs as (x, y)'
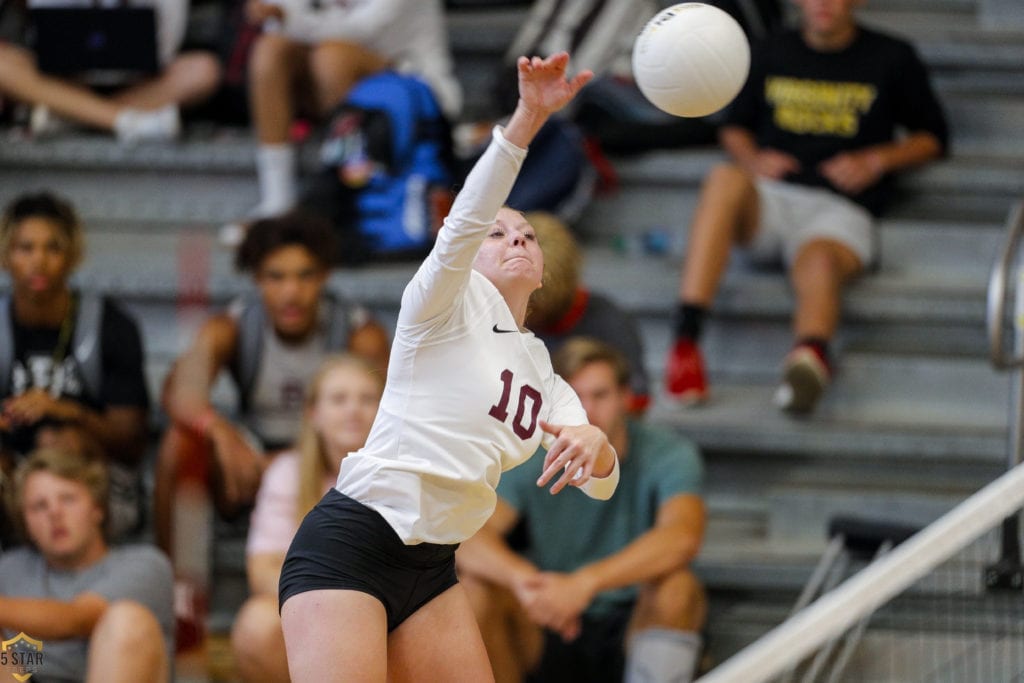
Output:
(336, 127), (617, 545)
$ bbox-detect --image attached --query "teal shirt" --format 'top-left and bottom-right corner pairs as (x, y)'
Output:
(497, 420), (703, 615)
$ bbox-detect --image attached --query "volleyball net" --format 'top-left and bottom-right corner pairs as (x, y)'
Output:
(697, 461), (1024, 683)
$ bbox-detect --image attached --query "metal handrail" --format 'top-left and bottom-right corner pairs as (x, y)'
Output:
(987, 201), (1024, 370)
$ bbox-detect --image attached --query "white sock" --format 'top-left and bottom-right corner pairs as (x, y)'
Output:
(114, 104), (180, 144)
(625, 629), (702, 683)
(255, 144), (297, 216)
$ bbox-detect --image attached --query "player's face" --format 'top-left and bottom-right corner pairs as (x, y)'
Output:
(794, 0), (860, 38)
(4, 217), (74, 298)
(472, 208), (544, 295)
(22, 471), (105, 570)
(310, 364), (382, 468)
(256, 245), (328, 340)
(567, 361), (631, 436)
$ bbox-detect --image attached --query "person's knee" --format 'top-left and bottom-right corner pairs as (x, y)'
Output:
(250, 34), (296, 82)
(637, 569), (707, 632)
(792, 240), (859, 290)
(90, 600), (166, 661)
(232, 595), (285, 663)
(0, 43), (34, 82)
(171, 52), (223, 94)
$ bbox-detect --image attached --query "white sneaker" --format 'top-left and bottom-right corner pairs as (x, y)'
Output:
(30, 105), (74, 138)
(114, 104), (180, 144)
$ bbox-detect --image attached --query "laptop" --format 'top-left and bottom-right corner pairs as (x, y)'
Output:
(29, 6), (159, 78)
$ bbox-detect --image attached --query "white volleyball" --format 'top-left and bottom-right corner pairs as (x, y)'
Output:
(632, 3), (751, 118)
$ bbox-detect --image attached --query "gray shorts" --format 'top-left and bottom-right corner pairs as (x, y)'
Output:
(746, 179), (876, 267)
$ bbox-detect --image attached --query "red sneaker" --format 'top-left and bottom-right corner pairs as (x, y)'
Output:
(775, 344), (831, 415)
(665, 338), (709, 404)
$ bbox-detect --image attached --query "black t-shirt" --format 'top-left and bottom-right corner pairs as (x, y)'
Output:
(2, 296), (149, 454)
(723, 26), (949, 216)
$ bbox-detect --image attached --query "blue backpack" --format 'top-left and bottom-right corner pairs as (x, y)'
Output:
(302, 71), (453, 263)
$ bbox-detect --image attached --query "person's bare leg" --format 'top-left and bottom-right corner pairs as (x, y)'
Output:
(679, 163), (761, 306)
(231, 594), (291, 683)
(789, 239), (862, 340)
(86, 601), (168, 683)
(112, 52), (222, 110)
(282, 589), (388, 682)
(461, 575), (542, 683)
(628, 569), (707, 636)
(153, 424), (211, 559)
(388, 584), (496, 683)
(0, 43), (120, 129)
(249, 34), (307, 145)
(308, 41), (388, 115)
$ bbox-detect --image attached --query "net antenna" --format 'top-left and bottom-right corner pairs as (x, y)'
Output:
(698, 201), (1024, 683)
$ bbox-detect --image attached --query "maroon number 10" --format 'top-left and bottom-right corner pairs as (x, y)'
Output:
(488, 369), (542, 439)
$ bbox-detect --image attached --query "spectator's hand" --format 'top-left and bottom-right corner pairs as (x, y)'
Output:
(246, 0), (285, 25)
(519, 571), (594, 641)
(209, 420), (265, 507)
(819, 149), (886, 195)
(2, 390), (75, 426)
(536, 420), (609, 495)
(516, 52), (593, 119)
(748, 148), (801, 180)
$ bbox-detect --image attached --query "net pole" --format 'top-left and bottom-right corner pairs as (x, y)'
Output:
(697, 462), (1024, 683)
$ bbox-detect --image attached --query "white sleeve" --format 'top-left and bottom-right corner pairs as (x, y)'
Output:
(578, 450), (619, 500)
(398, 127), (527, 326)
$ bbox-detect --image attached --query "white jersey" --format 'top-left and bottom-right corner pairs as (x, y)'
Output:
(268, 0), (461, 119)
(337, 127), (609, 545)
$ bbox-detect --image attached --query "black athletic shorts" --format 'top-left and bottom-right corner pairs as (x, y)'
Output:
(278, 488), (458, 632)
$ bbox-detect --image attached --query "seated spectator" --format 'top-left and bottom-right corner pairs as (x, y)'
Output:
(525, 211), (650, 413)
(664, 0), (948, 414)
(0, 192), (150, 544)
(230, 354), (383, 683)
(241, 0), (461, 220)
(458, 338), (706, 683)
(0, 0), (220, 142)
(0, 447), (174, 682)
(154, 210), (389, 557)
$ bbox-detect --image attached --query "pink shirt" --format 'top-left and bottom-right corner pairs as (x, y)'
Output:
(246, 450), (335, 556)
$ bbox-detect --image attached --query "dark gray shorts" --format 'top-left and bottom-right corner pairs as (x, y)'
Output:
(279, 488), (458, 632)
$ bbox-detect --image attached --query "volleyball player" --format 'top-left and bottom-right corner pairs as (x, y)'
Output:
(278, 52), (618, 682)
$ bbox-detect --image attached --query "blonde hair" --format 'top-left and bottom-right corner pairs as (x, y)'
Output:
(295, 354), (384, 521)
(524, 211), (582, 329)
(1, 192), (85, 271)
(9, 448), (109, 542)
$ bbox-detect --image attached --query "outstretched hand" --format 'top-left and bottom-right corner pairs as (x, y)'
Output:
(502, 52), (593, 149)
(516, 52), (594, 119)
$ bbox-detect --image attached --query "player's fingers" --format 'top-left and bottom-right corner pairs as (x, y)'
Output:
(569, 69), (594, 93)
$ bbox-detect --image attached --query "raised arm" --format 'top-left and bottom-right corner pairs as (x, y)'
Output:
(399, 53), (593, 327)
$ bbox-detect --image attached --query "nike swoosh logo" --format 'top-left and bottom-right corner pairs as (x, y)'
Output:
(492, 324), (518, 334)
